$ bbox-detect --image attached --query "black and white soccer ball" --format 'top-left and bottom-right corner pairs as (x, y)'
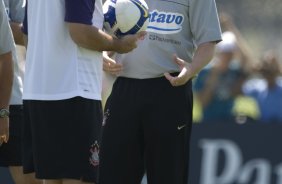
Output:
(103, 0), (149, 38)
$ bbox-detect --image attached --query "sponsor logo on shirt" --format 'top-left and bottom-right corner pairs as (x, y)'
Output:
(147, 10), (184, 34)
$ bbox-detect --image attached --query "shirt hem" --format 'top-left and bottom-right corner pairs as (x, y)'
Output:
(22, 91), (101, 101)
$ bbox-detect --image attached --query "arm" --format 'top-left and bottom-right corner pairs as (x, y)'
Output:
(0, 0), (15, 143)
(188, 42), (217, 78)
(65, 0), (145, 54)
(6, 0), (26, 45)
(220, 13), (257, 72)
(68, 23), (146, 53)
(0, 52), (13, 109)
(0, 51), (13, 143)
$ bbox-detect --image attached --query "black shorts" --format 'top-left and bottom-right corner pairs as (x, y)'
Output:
(0, 105), (23, 167)
(99, 75), (193, 184)
(22, 97), (103, 182)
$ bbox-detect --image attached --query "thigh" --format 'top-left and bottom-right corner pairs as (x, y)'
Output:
(23, 97), (102, 183)
(144, 81), (193, 184)
(99, 79), (145, 184)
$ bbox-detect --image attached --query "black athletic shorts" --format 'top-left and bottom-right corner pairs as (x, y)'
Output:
(22, 97), (102, 182)
(99, 75), (193, 184)
(0, 105), (23, 166)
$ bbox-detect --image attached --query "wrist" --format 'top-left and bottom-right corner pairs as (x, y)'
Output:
(111, 37), (121, 52)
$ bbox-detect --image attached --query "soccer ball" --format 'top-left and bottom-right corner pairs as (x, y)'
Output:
(103, 0), (149, 38)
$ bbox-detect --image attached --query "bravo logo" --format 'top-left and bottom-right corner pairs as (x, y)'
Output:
(147, 10), (184, 34)
(199, 139), (282, 184)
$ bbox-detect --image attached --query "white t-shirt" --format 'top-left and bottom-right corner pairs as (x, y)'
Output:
(23, 0), (104, 101)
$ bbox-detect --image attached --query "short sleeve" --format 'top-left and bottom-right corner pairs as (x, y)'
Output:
(64, 0), (94, 25)
(0, 0), (15, 55)
(189, 0), (222, 46)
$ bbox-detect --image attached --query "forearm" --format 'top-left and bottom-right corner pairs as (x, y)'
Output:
(67, 23), (119, 52)
(9, 22), (25, 46)
(189, 42), (216, 78)
(0, 52), (14, 109)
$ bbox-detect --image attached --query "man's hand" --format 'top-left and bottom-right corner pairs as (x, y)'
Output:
(114, 31), (147, 54)
(103, 52), (123, 76)
(164, 54), (193, 86)
(0, 118), (9, 145)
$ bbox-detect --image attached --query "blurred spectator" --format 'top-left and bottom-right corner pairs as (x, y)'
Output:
(219, 12), (258, 73)
(194, 31), (248, 123)
(243, 50), (282, 123)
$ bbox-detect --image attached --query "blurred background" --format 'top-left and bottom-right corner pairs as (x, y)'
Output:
(216, 0), (282, 60)
(187, 1), (282, 183)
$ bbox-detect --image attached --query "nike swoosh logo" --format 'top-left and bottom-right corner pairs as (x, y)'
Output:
(177, 124), (186, 130)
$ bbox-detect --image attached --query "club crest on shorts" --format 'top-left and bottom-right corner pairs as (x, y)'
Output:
(89, 141), (100, 167)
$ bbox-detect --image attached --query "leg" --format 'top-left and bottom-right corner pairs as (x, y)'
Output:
(24, 173), (43, 184)
(23, 98), (102, 183)
(9, 166), (24, 184)
(9, 166), (42, 184)
(99, 78), (145, 184)
(144, 80), (193, 184)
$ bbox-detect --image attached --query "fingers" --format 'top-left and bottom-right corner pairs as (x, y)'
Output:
(164, 54), (191, 86)
(0, 126), (9, 145)
(1, 134), (8, 143)
(173, 54), (185, 68)
(103, 57), (123, 75)
(0, 134), (8, 146)
(165, 72), (189, 87)
(164, 72), (179, 86)
(116, 31), (147, 53)
(0, 118), (9, 146)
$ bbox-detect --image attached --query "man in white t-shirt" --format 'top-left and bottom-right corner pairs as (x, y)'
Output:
(22, 0), (145, 184)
